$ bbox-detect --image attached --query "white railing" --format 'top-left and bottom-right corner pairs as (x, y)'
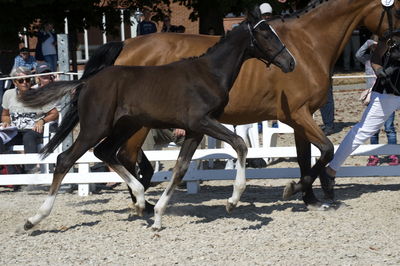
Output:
(1, 140), (399, 195)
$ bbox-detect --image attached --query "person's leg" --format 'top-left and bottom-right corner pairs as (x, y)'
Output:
(22, 130), (43, 172)
(383, 112), (399, 165)
(384, 112), (397, 144)
(320, 85), (335, 134)
(328, 93), (398, 173)
(343, 42), (351, 71)
(43, 55), (57, 72)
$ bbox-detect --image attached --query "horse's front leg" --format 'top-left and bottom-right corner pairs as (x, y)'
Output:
(152, 133), (204, 231)
(282, 108), (334, 207)
(199, 118), (248, 212)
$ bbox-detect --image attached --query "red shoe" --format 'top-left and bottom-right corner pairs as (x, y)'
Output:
(367, 155), (379, 166)
(388, 155), (399, 166)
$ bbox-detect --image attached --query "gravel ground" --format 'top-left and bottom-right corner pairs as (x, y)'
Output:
(1, 87), (400, 265)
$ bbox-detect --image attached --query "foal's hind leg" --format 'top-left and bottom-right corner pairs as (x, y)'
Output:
(23, 134), (101, 231)
(197, 117), (248, 212)
(152, 132), (203, 230)
(93, 118), (146, 216)
(118, 127), (154, 209)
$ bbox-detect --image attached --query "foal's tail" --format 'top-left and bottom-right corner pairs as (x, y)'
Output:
(21, 41), (124, 158)
(19, 80), (84, 158)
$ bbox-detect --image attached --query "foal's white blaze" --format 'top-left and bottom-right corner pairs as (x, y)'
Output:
(28, 195), (56, 226)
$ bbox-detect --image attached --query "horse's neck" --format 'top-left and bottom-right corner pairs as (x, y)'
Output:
(202, 28), (250, 91)
(281, 0), (375, 69)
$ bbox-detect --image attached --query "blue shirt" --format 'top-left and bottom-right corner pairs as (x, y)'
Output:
(12, 55), (37, 71)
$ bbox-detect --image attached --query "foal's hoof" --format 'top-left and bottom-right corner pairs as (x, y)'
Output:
(135, 205), (145, 217)
(283, 181), (296, 199)
(151, 223), (162, 231)
(226, 200), (236, 213)
(23, 220), (34, 231)
(319, 169), (336, 200)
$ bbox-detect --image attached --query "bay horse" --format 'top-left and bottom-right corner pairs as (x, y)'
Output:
(19, 7), (295, 231)
(79, 0), (400, 209)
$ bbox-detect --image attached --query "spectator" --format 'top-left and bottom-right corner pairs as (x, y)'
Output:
(32, 62), (55, 89)
(319, 84), (335, 135)
(35, 22), (58, 72)
(356, 36), (398, 166)
(207, 27), (216, 35)
(343, 30), (361, 72)
(137, 10), (157, 36)
(161, 16), (179, 33)
(142, 128), (185, 169)
(176, 25), (186, 33)
(0, 66), (59, 174)
(321, 33), (400, 198)
(12, 47), (37, 72)
(260, 3), (273, 19)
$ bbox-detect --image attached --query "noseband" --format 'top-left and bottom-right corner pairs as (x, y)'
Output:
(248, 20), (286, 67)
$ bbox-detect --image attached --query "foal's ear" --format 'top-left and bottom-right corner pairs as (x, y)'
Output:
(245, 5), (262, 25)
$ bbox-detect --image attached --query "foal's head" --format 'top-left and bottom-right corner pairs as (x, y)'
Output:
(245, 6), (295, 73)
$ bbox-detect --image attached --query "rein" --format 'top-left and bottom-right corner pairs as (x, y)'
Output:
(248, 20), (286, 67)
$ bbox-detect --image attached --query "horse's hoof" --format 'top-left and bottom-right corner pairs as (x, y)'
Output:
(283, 181), (296, 199)
(145, 201), (155, 214)
(226, 200), (236, 213)
(23, 220), (34, 231)
(151, 224), (162, 231)
(319, 168), (336, 200)
(135, 205), (145, 217)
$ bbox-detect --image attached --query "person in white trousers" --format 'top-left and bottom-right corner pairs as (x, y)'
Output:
(320, 33), (400, 199)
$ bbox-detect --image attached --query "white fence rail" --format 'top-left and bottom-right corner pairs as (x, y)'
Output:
(1, 143), (399, 195)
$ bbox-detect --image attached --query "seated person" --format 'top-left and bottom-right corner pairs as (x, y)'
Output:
(142, 128), (185, 168)
(0, 66), (59, 174)
(12, 47), (37, 72)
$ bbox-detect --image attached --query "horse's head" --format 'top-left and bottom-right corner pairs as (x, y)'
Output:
(245, 6), (295, 73)
(362, 0), (400, 37)
(384, 30), (400, 62)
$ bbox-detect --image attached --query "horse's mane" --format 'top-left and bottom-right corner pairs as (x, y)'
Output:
(270, 0), (331, 22)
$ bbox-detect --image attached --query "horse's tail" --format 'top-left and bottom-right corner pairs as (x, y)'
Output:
(21, 41), (124, 158)
(80, 41), (124, 79)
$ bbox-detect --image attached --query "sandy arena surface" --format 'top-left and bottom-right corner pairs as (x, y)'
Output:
(1, 88), (400, 265)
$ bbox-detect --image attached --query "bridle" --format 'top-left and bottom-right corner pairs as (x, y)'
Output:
(248, 19), (286, 67)
(376, 0), (400, 40)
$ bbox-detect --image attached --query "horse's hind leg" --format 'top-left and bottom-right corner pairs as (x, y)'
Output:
(118, 127), (154, 209)
(93, 117), (147, 216)
(152, 132), (203, 230)
(196, 117), (248, 212)
(283, 133), (320, 206)
(23, 134), (102, 231)
(282, 107), (334, 207)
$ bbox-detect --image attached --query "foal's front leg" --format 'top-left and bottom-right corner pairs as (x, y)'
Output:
(199, 118), (248, 212)
(152, 133), (203, 231)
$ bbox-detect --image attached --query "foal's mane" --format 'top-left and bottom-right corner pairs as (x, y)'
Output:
(180, 21), (248, 62)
